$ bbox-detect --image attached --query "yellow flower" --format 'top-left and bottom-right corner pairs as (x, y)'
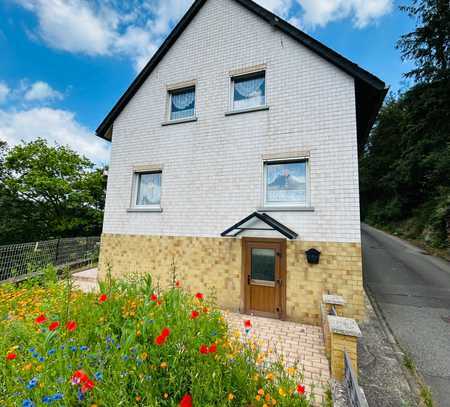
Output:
(136, 330), (142, 337)
(265, 393), (271, 402)
(266, 372), (274, 381)
(141, 352), (148, 360)
(23, 363), (32, 371)
(263, 404), (269, 407)
(255, 395), (261, 401)
(163, 393), (169, 399)
(160, 362), (168, 369)
(278, 387), (286, 397)
(287, 367), (297, 376)
(271, 399), (277, 405)
(228, 393), (235, 400)
(253, 373), (260, 381)
(36, 365), (44, 372)
(258, 388), (264, 396)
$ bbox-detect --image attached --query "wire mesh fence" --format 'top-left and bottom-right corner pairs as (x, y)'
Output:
(0, 236), (100, 282)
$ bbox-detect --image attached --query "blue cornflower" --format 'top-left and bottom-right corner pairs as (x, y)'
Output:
(94, 372), (103, 381)
(70, 346), (77, 352)
(60, 345), (65, 350)
(106, 336), (113, 343)
(38, 357), (45, 363)
(47, 349), (56, 356)
(80, 346), (88, 351)
(51, 393), (63, 401)
(28, 347), (36, 353)
(136, 359), (143, 366)
(22, 400), (35, 407)
(26, 378), (38, 390)
(122, 355), (129, 361)
(116, 344), (121, 349)
(77, 388), (84, 401)
(42, 396), (52, 404)
(31, 352), (39, 358)
(211, 330), (218, 337)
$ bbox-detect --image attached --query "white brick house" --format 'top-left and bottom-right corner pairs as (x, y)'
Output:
(96, 0), (386, 324)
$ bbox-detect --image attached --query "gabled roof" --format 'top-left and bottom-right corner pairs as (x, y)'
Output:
(96, 0), (387, 148)
(221, 212), (298, 239)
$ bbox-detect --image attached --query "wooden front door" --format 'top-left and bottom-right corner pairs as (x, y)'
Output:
(242, 237), (286, 319)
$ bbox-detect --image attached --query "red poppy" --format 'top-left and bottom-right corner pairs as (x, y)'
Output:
(155, 327), (170, 345)
(71, 370), (89, 385)
(175, 280), (181, 288)
(81, 379), (95, 393)
(202, 307), (209, 314)
(195, 293), (204, 300)
(208, 343), (217, 354)
(150, 294), (158, 302)
(179, 394), (192, 407)
(297, 384), (305, 395)
(98, 294), (108, 303)
(190, 310), (199, 319)
(161, 327), (170, 338)
(49, 321), (60, 331)
(244, 319), (252, 329)
(199, 344), (208, 354)
(155, 335), (166, 346)
(35, 314), (47, 324)
(66, 320), (77, 332)
(6, 352), (16, 360)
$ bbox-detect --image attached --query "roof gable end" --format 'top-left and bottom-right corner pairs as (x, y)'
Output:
(96, 0), (387, 145)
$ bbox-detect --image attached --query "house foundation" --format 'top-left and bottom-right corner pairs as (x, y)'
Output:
(99, 233), (364, 325)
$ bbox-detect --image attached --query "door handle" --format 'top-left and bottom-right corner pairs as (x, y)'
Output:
(247, 275), (251, 285)
(277, 279), (282, 286)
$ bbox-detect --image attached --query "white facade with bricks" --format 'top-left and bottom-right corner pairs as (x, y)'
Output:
(103, 0), (361, 243)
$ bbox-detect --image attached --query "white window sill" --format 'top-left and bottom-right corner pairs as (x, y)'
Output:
(225, 105), (269, 116)
(161, 117), (197, 126)
(257, 206), (314, 212)
(127, 207), (163, 213)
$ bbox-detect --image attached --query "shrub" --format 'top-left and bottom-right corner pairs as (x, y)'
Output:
(0, 275), (313, 406)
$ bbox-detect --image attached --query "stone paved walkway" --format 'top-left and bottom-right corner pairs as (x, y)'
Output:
(226, 312), (330, 404)
(73, 269), (331, 404)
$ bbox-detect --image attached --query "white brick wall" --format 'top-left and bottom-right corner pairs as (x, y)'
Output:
(103, 0), (361, 243)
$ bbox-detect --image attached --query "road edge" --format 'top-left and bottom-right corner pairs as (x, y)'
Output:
(364, 285), (426, 406)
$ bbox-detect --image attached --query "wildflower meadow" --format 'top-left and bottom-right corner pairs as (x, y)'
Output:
(0, 269), (313, 406)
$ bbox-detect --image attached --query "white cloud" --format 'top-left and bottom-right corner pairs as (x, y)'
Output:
(24, 81), (64, 102)
(297, 0), (393, 28)
(0, 82), (10, 104)
(0, 107), (110, 164)
(13, 0), (194, 72)
(256, 0), (392, 28)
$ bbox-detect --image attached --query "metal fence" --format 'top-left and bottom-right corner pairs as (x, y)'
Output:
(344, 352), (369, 407)
(0, 237), (100, 282)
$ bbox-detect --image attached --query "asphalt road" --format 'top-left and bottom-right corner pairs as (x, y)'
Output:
(362, 224), (450, 407)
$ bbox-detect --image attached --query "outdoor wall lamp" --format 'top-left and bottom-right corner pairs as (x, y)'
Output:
(305, 248), (321, 264)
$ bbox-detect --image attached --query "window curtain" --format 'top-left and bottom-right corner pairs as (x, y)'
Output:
(171, 89), (195, 120)
(233, 76), (265, 110)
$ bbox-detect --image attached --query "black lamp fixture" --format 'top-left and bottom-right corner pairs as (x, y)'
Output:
(305, 248), (321, 264)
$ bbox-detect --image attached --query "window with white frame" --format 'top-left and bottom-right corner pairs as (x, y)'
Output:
(231, 71), (265, 111)
(134, 171), (162, 207)
(169, 86), (195, 121)
(264, 159), (309, 207)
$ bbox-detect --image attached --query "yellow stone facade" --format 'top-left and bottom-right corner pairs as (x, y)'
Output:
(99, 234), (364, 325)
(330, 333), (358, 381)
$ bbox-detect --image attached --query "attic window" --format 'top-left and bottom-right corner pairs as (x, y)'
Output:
(231, 71), (266, 111)
(264, 159), (309, 207)
(169, 86), (195, 121)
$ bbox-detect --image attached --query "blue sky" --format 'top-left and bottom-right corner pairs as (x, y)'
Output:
(0, 0), (415, 165)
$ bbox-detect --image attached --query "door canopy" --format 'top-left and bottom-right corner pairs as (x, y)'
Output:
(221, 212), (298, 240)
